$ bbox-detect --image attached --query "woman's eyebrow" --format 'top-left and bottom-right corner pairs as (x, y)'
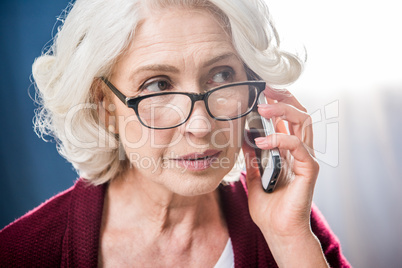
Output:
(129, 64), (179, 81)
(130, 52), (238, 79)
(136, 64), (180, 73)
(203, 52), (239, 67)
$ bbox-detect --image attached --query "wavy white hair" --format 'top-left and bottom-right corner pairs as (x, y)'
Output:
(33, 0), (303, 185)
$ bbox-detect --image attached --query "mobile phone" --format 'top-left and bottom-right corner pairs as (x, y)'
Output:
(245, 93), (282, 193)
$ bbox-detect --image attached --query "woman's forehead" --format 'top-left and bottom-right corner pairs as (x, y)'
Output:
(117, 8), (237, 70)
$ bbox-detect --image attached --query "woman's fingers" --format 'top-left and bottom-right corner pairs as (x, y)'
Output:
(264, 87), (307, 113)
(254, 133), (318, 181)
(257, 102), (314, 155)
(245, 86), (318, 192)
(258, 102), (308, 125)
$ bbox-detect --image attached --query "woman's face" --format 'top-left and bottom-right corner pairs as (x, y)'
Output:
(109, 8), (248, 196)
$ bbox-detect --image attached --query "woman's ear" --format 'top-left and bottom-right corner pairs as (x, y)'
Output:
(92, 78), (118, 134)
(99, 100), (117, 134)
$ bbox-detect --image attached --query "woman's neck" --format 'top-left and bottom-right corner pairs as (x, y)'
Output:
(99, 170), (229, 267)
(102, 170), (226, 239)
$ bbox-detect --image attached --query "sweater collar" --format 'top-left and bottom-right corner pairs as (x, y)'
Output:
(218, 173), (273, 267)
(62, 175), (274, 267)
(61, 179), (106, 267)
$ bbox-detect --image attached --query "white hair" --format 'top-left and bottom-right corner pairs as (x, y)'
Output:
(33, 0), (303, 185)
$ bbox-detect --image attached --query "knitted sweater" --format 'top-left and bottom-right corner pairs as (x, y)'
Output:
(0, 174), (350, 267)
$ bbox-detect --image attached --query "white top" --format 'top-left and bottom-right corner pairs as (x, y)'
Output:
(214, 238), (234, 268)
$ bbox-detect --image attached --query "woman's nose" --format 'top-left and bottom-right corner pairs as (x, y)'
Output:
(183, 101), (216, 138)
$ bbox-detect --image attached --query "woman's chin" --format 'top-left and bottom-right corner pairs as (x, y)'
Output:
(162, 170), (225, 197)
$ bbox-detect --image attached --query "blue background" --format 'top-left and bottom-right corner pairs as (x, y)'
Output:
(0, 0), (75, 229)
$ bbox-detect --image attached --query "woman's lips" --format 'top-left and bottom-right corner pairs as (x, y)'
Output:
(175, 149), (221, 160)
(172, 150), (222, 171)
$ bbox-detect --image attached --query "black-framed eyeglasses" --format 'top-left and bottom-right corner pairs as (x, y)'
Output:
(101, 77), (266, 130)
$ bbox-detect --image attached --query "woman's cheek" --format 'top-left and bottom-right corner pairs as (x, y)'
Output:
(118, 116), (148, 150)
(212, 119), (245, 149)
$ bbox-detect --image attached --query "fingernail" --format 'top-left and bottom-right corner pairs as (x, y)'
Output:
(254, 137), (266, 144)
(257, 104), (272, 109)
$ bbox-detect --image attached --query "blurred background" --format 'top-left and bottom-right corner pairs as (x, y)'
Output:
(268, 0), (402, 267)
(1, 0), (401, 267)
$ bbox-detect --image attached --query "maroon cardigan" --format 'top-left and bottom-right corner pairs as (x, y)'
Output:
(0, 174), (350, 267)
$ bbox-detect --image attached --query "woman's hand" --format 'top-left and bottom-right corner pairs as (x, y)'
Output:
(242, 87), (328, 267)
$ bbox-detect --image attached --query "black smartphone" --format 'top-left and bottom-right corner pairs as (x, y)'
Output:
(245, 92), (282, 193)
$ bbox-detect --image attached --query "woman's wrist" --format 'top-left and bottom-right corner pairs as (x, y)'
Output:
(262, 229), (329, 268)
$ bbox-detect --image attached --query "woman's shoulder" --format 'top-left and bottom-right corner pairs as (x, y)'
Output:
(0, 179), (83, 266)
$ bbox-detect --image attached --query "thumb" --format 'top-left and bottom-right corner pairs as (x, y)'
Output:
(242, 130), (263, 193)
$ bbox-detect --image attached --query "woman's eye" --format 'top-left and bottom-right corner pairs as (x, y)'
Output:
(210, 70), (234, 84)
(142, 79), (172, 93)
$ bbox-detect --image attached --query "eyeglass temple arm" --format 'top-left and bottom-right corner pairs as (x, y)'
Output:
(100, 77), (128, 104)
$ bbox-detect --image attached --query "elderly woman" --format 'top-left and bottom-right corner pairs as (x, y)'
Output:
(0, 0), (350, 267)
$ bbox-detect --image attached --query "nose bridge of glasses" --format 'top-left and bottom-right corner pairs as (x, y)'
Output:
(189, 92), (207, 102)
(185, 91), (213, 121)
(188, 92), (209, 112)
(184, 93), (215, 134)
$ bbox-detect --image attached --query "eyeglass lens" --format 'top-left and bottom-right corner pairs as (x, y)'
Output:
(137, 84), (259, 129)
